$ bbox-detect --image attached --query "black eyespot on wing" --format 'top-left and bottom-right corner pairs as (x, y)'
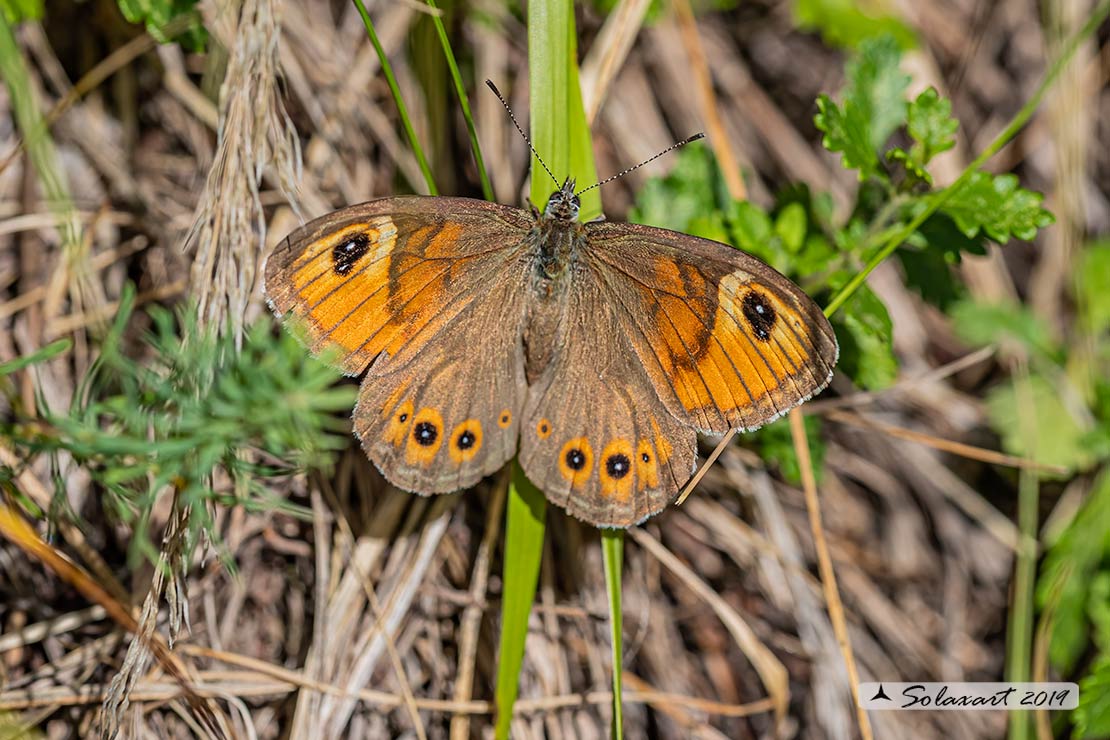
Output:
(457, 430), (476, 449)
(414, 421), (438, 446)
(605, 453), (631, 480)
(742, 291), (777, 341)
(641, 452), (650, 463)
(398, 412), (408, 422)
(565, 448), (587, 471)
(333, 233), (370, 276)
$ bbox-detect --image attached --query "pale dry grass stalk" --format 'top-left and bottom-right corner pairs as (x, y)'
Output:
(187, 0), (301, 343)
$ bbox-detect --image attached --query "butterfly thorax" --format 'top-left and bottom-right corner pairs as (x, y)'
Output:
(523, 180), (587, 383)
(534, 179), (584, 281)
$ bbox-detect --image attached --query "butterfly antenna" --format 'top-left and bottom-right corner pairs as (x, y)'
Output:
(575, 133), (705, 196)
(485, 80), (560, 188)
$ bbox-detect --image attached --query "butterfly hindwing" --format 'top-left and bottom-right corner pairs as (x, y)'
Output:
(518, 271), (697, 527)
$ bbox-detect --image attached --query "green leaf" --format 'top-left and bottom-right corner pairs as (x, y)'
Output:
(529, 0), (599, 219)
(815, 35), (909, 179)
(116, 0), (206, 49)
(0, 338), (70, 377)
(774, 202), (807, 253)
(495, 467), (547, 740)
(1076, 655), (1110, 738)
(984, 373), (1098, 477)
(829, 280), (897, 390)
(940, 171), (1054, 243)
(907, 87), (958, 164)
(792, 0), (916, 50)
(1076, 241), (1110, 335)
(896, 246), (962, 310)
(602, 530), (624, 739)
(1038, 472), (1110, 673)
(754, 415), (826, 484)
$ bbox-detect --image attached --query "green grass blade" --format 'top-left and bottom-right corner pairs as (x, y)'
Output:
(602, 529), (625, 739)
(425, 0), (493, 201)
(0, 339), (71, 377)
(527, 0), (600, 218)
(495, 464), (547, 739)
(352, 0), (438, 195)
(822, 0), (1110, 319)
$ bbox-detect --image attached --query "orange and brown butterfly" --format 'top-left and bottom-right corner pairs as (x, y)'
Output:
(264, 170), (838, 528)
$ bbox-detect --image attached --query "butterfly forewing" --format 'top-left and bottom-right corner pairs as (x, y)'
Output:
(583, 220), (838, 434)
(264, 197), (535, 493)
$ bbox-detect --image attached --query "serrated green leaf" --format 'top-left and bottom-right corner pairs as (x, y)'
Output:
(815, 35), (909, 179)
(792, 0), (916, 50)
(907, 87), (958, 163)
(941, 171), (1054, 243)
(816, 94), (878, 176)
(828, 280), (897, 390)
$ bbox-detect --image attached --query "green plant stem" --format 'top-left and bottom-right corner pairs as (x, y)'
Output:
(1008, 362), (1040, 740)
(351, 0), (438, 195)
(602, 529), (624, 739)
(823, 0), (1110, 319)
(424, 0), (493, 201)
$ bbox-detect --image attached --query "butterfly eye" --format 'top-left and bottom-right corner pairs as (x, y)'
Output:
(741, 291), (777, 341)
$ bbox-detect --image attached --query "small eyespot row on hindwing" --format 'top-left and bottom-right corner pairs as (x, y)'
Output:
(332, 232), (371, 275)
(741, 290), (777, 341)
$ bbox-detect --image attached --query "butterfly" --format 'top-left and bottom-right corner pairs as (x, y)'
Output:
(263, 176), (838, 528)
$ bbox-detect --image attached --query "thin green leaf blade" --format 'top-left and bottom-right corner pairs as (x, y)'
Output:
(495, 465), (547, 740)
(602, 529), (624, 739)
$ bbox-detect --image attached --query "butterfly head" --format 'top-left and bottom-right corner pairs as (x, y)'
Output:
(543, 178), (580, 223)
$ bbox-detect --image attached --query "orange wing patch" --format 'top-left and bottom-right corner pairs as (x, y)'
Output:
(599, 439), (634, 502)
(557, 437), (593, 489)
(649, 269), (818, 429)
(635, 439), (659, 491)
(405, 406), (444, 465)
(448, 419), (483, 464)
